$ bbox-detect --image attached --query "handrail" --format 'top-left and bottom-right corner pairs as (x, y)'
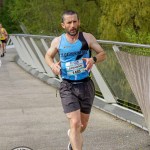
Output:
(10, 34), (55, 39)
(97, 40), (150, 48)
(10, 34), (150, 48)
(9, 33), (150, 107)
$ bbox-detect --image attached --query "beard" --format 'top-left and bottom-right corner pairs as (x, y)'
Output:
(67, 28), (79, 36)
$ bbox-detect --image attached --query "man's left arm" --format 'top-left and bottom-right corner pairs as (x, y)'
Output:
(82, 33), (106, 71)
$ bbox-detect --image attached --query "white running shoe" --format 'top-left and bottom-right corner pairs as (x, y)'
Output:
(67, 129), (73, 150)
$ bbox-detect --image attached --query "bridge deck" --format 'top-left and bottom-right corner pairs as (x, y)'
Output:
(0, 47), (149, 150)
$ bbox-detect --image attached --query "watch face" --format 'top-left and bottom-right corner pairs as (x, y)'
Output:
(93, 56), (97, 62)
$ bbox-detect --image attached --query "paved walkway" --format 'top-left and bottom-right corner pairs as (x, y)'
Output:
(0, 47), (150, 150)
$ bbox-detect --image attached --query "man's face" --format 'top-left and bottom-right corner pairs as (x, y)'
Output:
(61, 14), (80, 36)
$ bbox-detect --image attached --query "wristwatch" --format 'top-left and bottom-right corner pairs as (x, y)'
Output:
(92, 56), (97, 63)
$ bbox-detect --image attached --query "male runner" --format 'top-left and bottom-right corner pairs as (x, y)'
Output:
(0, 23), (8, 57)
(45, 10), (106, 150)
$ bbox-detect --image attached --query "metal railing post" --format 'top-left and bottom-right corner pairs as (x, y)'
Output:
(30, 38), (55, 77)
(92, 65), (116, 103)
(40, 38), (62, 80)
(10, 36), (27, 64)
(17, 36), (35, 68)
(22, 37), (45, 73)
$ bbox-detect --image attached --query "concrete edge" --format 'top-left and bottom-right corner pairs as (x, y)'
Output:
(14, 55), (148, 132)
(6, 45), (15, 49)
(93, 97), (147, 131)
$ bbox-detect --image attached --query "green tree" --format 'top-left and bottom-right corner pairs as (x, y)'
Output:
(98, 0), (150, 44)
(0, 0), (20, 33)
(2, 0), (150, 44)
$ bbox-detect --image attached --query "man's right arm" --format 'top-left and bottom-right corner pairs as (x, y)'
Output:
(45, 37), (61, 75)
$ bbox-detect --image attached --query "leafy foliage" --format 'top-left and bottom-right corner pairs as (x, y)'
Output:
(98, 0), (150, 44)
(0, 0), (21, 33)
(1, 0), (150, 43)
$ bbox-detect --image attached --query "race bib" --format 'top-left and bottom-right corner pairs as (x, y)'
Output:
(66, 60), (85, 76)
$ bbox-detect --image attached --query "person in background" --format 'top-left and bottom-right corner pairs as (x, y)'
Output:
(45, 10), (106, 150)
(0, 23), (8, 57)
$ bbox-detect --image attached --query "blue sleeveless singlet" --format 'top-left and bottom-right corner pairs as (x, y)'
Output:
(58, 32), (91, 81)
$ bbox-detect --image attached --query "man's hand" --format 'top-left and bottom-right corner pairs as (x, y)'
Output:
(82, 58), (94, 72)
(50, 61), (61, 75)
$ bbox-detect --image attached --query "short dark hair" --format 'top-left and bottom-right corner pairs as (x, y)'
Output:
(61, 10), (79, 22)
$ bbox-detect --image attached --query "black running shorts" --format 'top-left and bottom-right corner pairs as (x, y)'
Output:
(1, 39), (7, 43)
(59, 78), (95, 114)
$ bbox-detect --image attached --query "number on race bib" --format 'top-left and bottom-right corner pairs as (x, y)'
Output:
(66, 60), (85, 76)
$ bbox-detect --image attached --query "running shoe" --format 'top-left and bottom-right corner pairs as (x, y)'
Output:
(68, 142), (73, 150)
(1, 53), (4, 57)
(67, 129), (73, 150)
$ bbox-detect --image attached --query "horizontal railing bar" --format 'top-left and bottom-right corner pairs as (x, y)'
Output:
(97, 40), (150, 48)
(10, 34), (150, 48)
(10, 34), (55, 39)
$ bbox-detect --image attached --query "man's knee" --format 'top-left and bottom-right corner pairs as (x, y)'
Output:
(81, 122), (88, 132)
(70, 119), (81, 130)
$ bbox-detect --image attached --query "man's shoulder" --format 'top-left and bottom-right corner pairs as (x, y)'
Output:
(50, 36), (62, 49)
(82, 32), (93, 39)
(52, 36), (61, 44)
(82, 32), (94, 43)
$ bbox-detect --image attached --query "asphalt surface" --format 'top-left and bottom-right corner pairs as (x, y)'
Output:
(0, 47), (150, 150)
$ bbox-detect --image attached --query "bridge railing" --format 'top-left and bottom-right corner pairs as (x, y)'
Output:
(9, 34), (150, 113)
